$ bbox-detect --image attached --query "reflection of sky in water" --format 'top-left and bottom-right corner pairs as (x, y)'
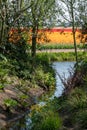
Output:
(52, 61), (75, 97)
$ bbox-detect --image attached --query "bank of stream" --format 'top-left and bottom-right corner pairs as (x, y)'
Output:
(4, 61), (75, 130)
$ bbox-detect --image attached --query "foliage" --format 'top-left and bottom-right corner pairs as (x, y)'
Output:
(0, 58), (10, 91)
(67, 88), (87, 111)
(26, 0), (56, 57)
(75, 110), (87, 129)
(36, 52), (76, 62)
(0, 51), (56, 93)
(38, 113), (61, 130)
(19, 94), (28, 100)
(78, 59), (87, 73)
(0, 0), (32, 46)
(50, 87), (87, 129)
(5, 38), (28, 60)
(34, 65), (55, 90)
(30, 105), (62, 130)
(18, 94), (29, 108)
(4, 98), (18, 112)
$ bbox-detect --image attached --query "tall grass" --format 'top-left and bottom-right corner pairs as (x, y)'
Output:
(31, 106), (62, 130)
(36, 43), (75, 50)
(35, 43), (84, 50)
(36, 52), (87, 62)
(39, 113), (61, 130)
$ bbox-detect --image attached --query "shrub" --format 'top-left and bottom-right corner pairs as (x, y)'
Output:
(34, 66), (55, 90)
(4, 99), (18, 112)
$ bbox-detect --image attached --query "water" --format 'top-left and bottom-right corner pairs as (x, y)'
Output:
(52, 61), (75, 97)
(5, 61), (75, 130)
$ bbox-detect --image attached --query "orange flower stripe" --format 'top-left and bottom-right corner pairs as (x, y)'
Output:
(9, 28), (87, 44)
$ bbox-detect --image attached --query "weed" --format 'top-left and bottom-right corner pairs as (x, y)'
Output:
(4, 99), (18, 112)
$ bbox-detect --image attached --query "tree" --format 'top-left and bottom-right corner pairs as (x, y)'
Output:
(57, 0), (87, 63)
(76, 0), (87, 28)
(76, 0), (87, 44)
(70, 0), (78, 63)
(25, 0), (57, 58)
(0, 0), (56, 58)
(57, 0), (79, 64)
(0, 0), (32, 52)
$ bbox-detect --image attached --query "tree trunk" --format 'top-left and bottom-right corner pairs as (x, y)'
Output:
(71, 0), (78, 65)
(31, 27), (37, 58)
(0, 20), (4, 44)
(72, 26), (78, 64)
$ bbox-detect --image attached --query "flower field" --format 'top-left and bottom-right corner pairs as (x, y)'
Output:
(9, 27), (87, 45)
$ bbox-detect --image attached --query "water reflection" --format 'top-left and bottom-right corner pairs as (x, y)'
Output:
(52, 61), (75, 97)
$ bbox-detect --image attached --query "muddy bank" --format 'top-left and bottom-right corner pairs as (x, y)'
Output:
(0, 84), (44, 129)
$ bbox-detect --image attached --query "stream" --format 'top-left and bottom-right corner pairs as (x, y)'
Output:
(52, 61), (75, 98)
(6, 61), (75, 130)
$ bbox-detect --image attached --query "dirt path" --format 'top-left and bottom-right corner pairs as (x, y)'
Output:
(37, 49), (85, 53)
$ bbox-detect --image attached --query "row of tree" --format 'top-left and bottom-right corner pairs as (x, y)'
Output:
(0, 0), (87, 63)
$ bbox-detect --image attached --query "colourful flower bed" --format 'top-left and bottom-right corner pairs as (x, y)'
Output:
(9, 28), (87, 45)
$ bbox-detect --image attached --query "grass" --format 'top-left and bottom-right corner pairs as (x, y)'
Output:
(36, 43), (75, 50)
(39, 113), (61, 130)
(32, 43), (86, 50)
(30, 104), (62, 130)
(45, 86), (87, 130)
(36, 51), (87, 62)
(36, 52), (75, 62)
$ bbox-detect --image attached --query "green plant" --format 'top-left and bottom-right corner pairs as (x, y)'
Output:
(0, 61), (9, 91)
(75, 110), (87, 129)
(36, 52), (76, 62)
(0, 54), (7, 61)
(18, 94), (29, 108)
(39, 114), (61, 130)
(67, 88), (87, 111)
(36, 43), (75, 50)
(0, 84), (5, 91)
(31, 110), (62, 130)
(0, 74), (7, 91)
(19, 94), (28, 100)
(4, 99), (18, 112)
(34, 65), (55, 90)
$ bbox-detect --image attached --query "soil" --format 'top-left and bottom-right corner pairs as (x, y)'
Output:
(0, 83), (44, 129)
